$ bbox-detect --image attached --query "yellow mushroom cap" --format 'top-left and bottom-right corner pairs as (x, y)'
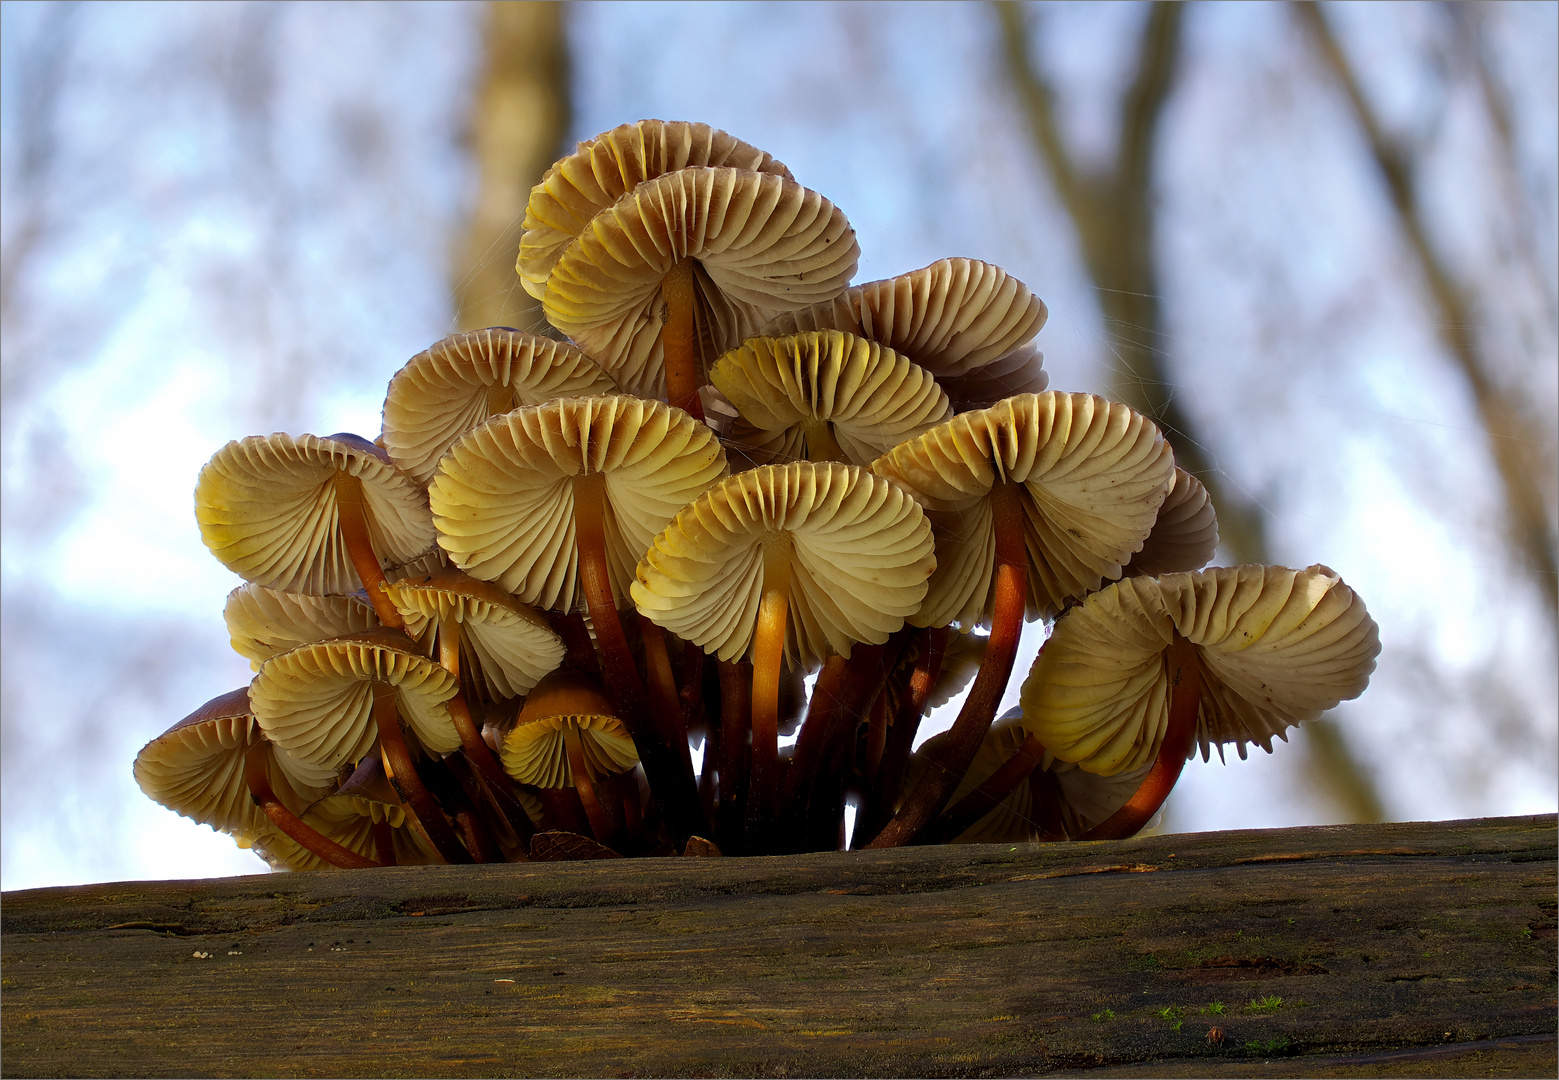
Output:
(223, 584), (380, 672)
(542, 167), (860, 398)
(380, 329), (618, 488)
(429, 394), (728, 612)
(1020, 565), (1380, 775)
(500, 672), (639, 787)
(195, 432), (433, 595)
(871, 392), (1175, 628)
(247, 793), (441, 872)
(518, 119), (793, 300)
(1124, 467), (1219, 577)
(249, 629), (461, 771)
(631, 461), (937, 669)
(710, 330), (952, 467)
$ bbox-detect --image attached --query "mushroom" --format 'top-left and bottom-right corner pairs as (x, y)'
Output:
(1020, 564), (1380, 839)
(223, 584), (391, 671)
(541, 167), (859, 418)
(1123, 467), (1219, 577)
(866, 392), (1175, 847)
(195, 432), (433, 631)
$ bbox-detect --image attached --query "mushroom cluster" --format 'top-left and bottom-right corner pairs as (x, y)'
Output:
(135, 120), (1380, 867)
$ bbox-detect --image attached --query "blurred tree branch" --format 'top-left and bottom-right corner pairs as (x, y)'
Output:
(996, 0), (1386, 825)
(1297, 0), (1558, 620)
(452, 0), (571, 333)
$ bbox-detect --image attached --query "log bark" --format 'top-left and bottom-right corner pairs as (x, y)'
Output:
(2, 815), (1553, 1077)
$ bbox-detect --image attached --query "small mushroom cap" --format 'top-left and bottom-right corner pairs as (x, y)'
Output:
(542, 168), (860, 397)
(518, 119), (793, 300)
(429, 394), (728, 612)
(631, 461), (937, 669)
(500, 671), (639, 787)
(871, 392), (1175, 628)
(759, 258), (1048, 409)
(1020, 565), (1381, 775)
(381, 329), (618, 488)
(247, 793), (441, 871)
(223, 584), (381, 672)
(1124, 467), (1219, 577)
(132, 687), (335, 836)
(710, 330), (952, 467)
(196, 432), (433, 594)
(249, 629), (461, 771)
(380, 567), (565, 699)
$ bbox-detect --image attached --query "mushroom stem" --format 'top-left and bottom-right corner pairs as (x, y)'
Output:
(373, 686), (472, 865)
(639, 614), (698, 797)
(572, 472), (702, 840)
(869, 479), (1028, 848)
(1078, 635), (1202, 841)
(801, 418), (847, 463)
(857, 627), (947, 847)
(917, 733), (1048, 846)
(716, 659), (752, 849)
(562, 724), (617, 844)
(749, 531), (794, 829)
(662, 258), (705, 420)
(243, 744), (381, 869)
(332, 472), (407, 632)
(371, 820), (398, 865)
(785, 638), (895, 834)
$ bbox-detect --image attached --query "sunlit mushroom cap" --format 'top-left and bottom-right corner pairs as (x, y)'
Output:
(871, 392), (1175, 628)
(196, 432), (433, 594)
(381, 329), (618, 488)
(249, 629), (461, 771)
(631, 461), (936, 669)
(518, 119), (793, 300)
(132, 687), (335, 837)
(499, 672), (639, 787)
(380, 567), (565, 699)
(1124, 467), (1219, 577)
(429, 394), (727, 612)
(224, 584), (382, 672)
(710, 330), (952, 467)
(543, 167), (860, 397)
(1020, 565), (1380, 775)
(760, 258), (1049, 409)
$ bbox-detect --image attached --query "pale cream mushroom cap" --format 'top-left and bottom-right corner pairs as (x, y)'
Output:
(381, 567), (565, 699)
(224, 584), (381, 672)
(871, 392), (1175, 629)
(196, 433), (433, 595)
(1124, 467), (1219, 577)
(247, 793), (441, 871)
(631, 461), (937, 669)
(429, 394), (727, 612)
(760, 258), (1049, 409)
(518, 119), (793, 300)
(249, 629), (461, 771)
(500, 672), (639, 787)
(710, 330), (952, 467)
(543, 168), (859, 397)
(1020, 564), (1380, 776)
(381, 329), (617, 488)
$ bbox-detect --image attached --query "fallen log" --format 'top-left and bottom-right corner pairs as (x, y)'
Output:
(2, 814), (1553, 1077)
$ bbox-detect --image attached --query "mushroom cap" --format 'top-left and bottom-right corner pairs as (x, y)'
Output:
(631, 461), (937, 669)
(132, 687), (335, 836)
(1124, 467), (1219, 577)
(429, 394), (728, 612)
(247, 793), (441, 871)
(380, 567), (565, 699)
(759, 257), (1048, 407)
(518, 119), (793, 300)
(223, 584), (383, 672)
(1019, 565), (1381, 775)
(542, 167), (860, 398)
(249, 629), (461, 771)
(710, 330), (952, 467)
(196, 432), (433, 595)
(500, 671), (639, 787)
(870, 392), (1175, 628)
(381, 329), (618, 488)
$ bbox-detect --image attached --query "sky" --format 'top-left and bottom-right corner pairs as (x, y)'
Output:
(2, 0), (1555, 891)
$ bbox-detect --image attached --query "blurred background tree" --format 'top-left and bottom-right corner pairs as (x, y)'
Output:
(3, 0), (1553, 889)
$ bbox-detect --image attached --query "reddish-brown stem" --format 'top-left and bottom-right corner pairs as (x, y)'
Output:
(373, 687), (472, 865)
(662, 258), (705, 420)
(870, 479), (1029, 848)
(547, 610), (603, 679)
(785, 639), (897, 831)
(371, 820), (397, 865)
(563, 724), (618, 844)
(1078, 635), (1202, 841)
(333, 472), (406, 631)
(749, 533), (794, 835)
(243, 743), (381, 869)
(717, 659), (752, 849)
(856, 626), (947, 848)
(640, 614), (698, 789)
(918, 733), (1048, 845)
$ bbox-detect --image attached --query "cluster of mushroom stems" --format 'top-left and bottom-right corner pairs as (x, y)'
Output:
(135, 120), (1381, 869)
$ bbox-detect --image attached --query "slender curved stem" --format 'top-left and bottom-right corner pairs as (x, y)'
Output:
(857, 626), (946, 847)
(639, 614), (698, 791)
(333, 472), (406, 631)
(869, 479), (1029, 848)
(371, 820), (398, 865)
(373, 687), (472, 865)
(562, 724), (616, 844)
(717, 658), (752, 850)
(749, 533), (794, 833)
(917, 732), (1048, 845)
(662, 257), (705, 420)
(244, 744), (381, 869)
(1078, 635), (1201, 841)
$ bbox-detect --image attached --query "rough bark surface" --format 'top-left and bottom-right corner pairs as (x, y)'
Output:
(2, 815), (1553, 1078)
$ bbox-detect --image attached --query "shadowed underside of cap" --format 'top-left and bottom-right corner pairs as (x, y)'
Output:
(501, 714), (639, 788)
(223, 584), (382, 672)
(1125, 467), (1219, 577)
